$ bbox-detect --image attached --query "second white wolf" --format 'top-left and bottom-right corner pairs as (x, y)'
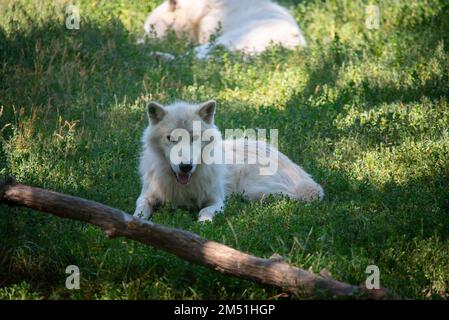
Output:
(141, 0), (307, 59)
(134, 100), (324, 222)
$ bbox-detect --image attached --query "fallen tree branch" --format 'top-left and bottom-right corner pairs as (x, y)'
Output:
(0, 177), (398, 299)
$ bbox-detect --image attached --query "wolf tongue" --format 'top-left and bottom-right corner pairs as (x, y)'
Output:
(177, 172), (190, 184)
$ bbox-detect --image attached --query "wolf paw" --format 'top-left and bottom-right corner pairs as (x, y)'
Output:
(133, 207), (152, 220)
(194, 44), (212, 60)
(198, 210), (216, 222)
(149, 51), (176, 61)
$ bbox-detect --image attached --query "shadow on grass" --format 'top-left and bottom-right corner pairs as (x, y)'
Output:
(0, 11), (197, 123)
(0, 12), (199, 296)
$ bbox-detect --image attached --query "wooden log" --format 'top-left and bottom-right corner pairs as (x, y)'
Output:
(0, 177), (397, 299)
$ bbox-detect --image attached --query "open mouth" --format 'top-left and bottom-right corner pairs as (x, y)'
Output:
(172, 171), (192, 185)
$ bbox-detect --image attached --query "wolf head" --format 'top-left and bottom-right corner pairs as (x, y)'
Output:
(143, 100), (221, 185)
(143, 0), (200, 41)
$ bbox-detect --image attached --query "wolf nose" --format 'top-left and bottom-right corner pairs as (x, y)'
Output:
(179, 163), (193, 173)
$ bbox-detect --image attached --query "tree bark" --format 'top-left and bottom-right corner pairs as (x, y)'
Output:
(0, 177), (397, 299)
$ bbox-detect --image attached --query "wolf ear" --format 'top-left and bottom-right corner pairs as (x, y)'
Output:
(147, 101), (167, 125)
(168, 0), (177, 11)
(197, 100), (217, 124)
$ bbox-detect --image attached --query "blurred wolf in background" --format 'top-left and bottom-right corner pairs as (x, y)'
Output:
(140, 0), (307, 59)
(134, 100), (323, 222)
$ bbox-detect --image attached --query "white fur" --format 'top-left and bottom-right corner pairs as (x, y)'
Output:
(141, 0), (307, 58)
(134, 101), (324, 222)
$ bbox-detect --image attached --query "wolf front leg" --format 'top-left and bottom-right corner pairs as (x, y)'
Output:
(134, 177), (156, 220)
(133, 194), (153, 220)
(198, 199), (224, 222)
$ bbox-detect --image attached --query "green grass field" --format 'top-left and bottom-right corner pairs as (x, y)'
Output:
(1, 0), (448, 299)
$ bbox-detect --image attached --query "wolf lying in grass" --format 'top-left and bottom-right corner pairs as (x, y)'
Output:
(140, 0), (307, 59)
(134, 100), (323, 222)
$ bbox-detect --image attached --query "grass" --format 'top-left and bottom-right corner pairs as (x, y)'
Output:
(0, 0), (448, 299)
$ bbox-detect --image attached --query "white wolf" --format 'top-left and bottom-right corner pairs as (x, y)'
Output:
(134, 100), (324, 222)
(141, 0), (307, 59)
